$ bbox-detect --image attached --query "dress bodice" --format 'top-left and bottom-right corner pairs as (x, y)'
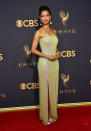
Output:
(39, 35), (58, 56)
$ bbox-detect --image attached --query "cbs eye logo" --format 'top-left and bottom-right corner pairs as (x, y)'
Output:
(16, 20), (38, 27)
(0, 53), (3, 61)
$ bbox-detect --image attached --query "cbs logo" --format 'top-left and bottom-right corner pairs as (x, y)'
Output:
(20, 83), (39, 90)
(16, 20), (38, 27)
(61, 50), (75, 57)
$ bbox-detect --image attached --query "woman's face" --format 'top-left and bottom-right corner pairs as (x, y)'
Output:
(40, 10), (51, 25)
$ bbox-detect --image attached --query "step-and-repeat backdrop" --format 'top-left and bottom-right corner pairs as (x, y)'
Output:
(0, 0), (91, 108)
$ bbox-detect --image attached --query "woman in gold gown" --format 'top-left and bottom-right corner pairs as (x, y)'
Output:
(27, 5), (61, 125)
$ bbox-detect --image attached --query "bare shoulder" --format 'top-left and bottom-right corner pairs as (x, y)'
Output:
(52, 28), (57, 35)
(34, 29), (40, 39)
(34, 27), (44, 38)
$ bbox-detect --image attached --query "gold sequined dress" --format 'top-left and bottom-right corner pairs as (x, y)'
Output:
(37, 35), (59, 125)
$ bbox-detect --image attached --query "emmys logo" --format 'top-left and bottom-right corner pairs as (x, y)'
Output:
(0, 53), (3, 61)
(18, 62), (36, 67)
(18, 45), (34, 68)
(60, 73), (76, 94)
(59, 11), (69, 26)
(60, 73), (69, 87)
(23, 45), (31, 56)
(20, 83), (39, 90)
(16, 20), (38, 28)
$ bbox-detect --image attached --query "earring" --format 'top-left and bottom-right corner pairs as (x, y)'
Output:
(40, 22), (42, 26)
(50, 21), (52, 25)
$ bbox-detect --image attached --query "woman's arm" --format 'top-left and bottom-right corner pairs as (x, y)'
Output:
(31, 30), (49, 59)
(56, 48), (60, 53)
(56, 48), (61, 57)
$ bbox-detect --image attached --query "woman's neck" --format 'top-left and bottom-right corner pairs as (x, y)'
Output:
(42, 24), (50, 30)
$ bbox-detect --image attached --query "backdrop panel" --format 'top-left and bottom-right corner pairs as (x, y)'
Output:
(0, 0), (91, 108)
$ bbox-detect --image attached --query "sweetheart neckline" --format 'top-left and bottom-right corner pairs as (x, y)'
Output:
(39, 35), (57, 40)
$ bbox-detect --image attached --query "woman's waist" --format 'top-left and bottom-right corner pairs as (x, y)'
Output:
(38, 56), (59, 63)
(42, 50), (56, 56)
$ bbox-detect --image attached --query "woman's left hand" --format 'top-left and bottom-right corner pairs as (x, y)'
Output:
(56, 52), (61, 58)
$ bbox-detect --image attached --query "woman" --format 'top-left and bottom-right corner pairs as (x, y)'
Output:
(27, 5), (61, 125)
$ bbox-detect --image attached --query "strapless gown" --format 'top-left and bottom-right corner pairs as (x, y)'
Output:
(37, 35), (59, 125)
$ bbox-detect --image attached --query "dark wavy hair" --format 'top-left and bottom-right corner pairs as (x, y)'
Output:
(39, 5), (52, 17)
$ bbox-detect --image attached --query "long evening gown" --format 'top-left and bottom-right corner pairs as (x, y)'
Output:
(37, 35), (59, 125)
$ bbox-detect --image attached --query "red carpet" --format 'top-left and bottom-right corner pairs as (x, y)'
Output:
(0, 106), (91, 131)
